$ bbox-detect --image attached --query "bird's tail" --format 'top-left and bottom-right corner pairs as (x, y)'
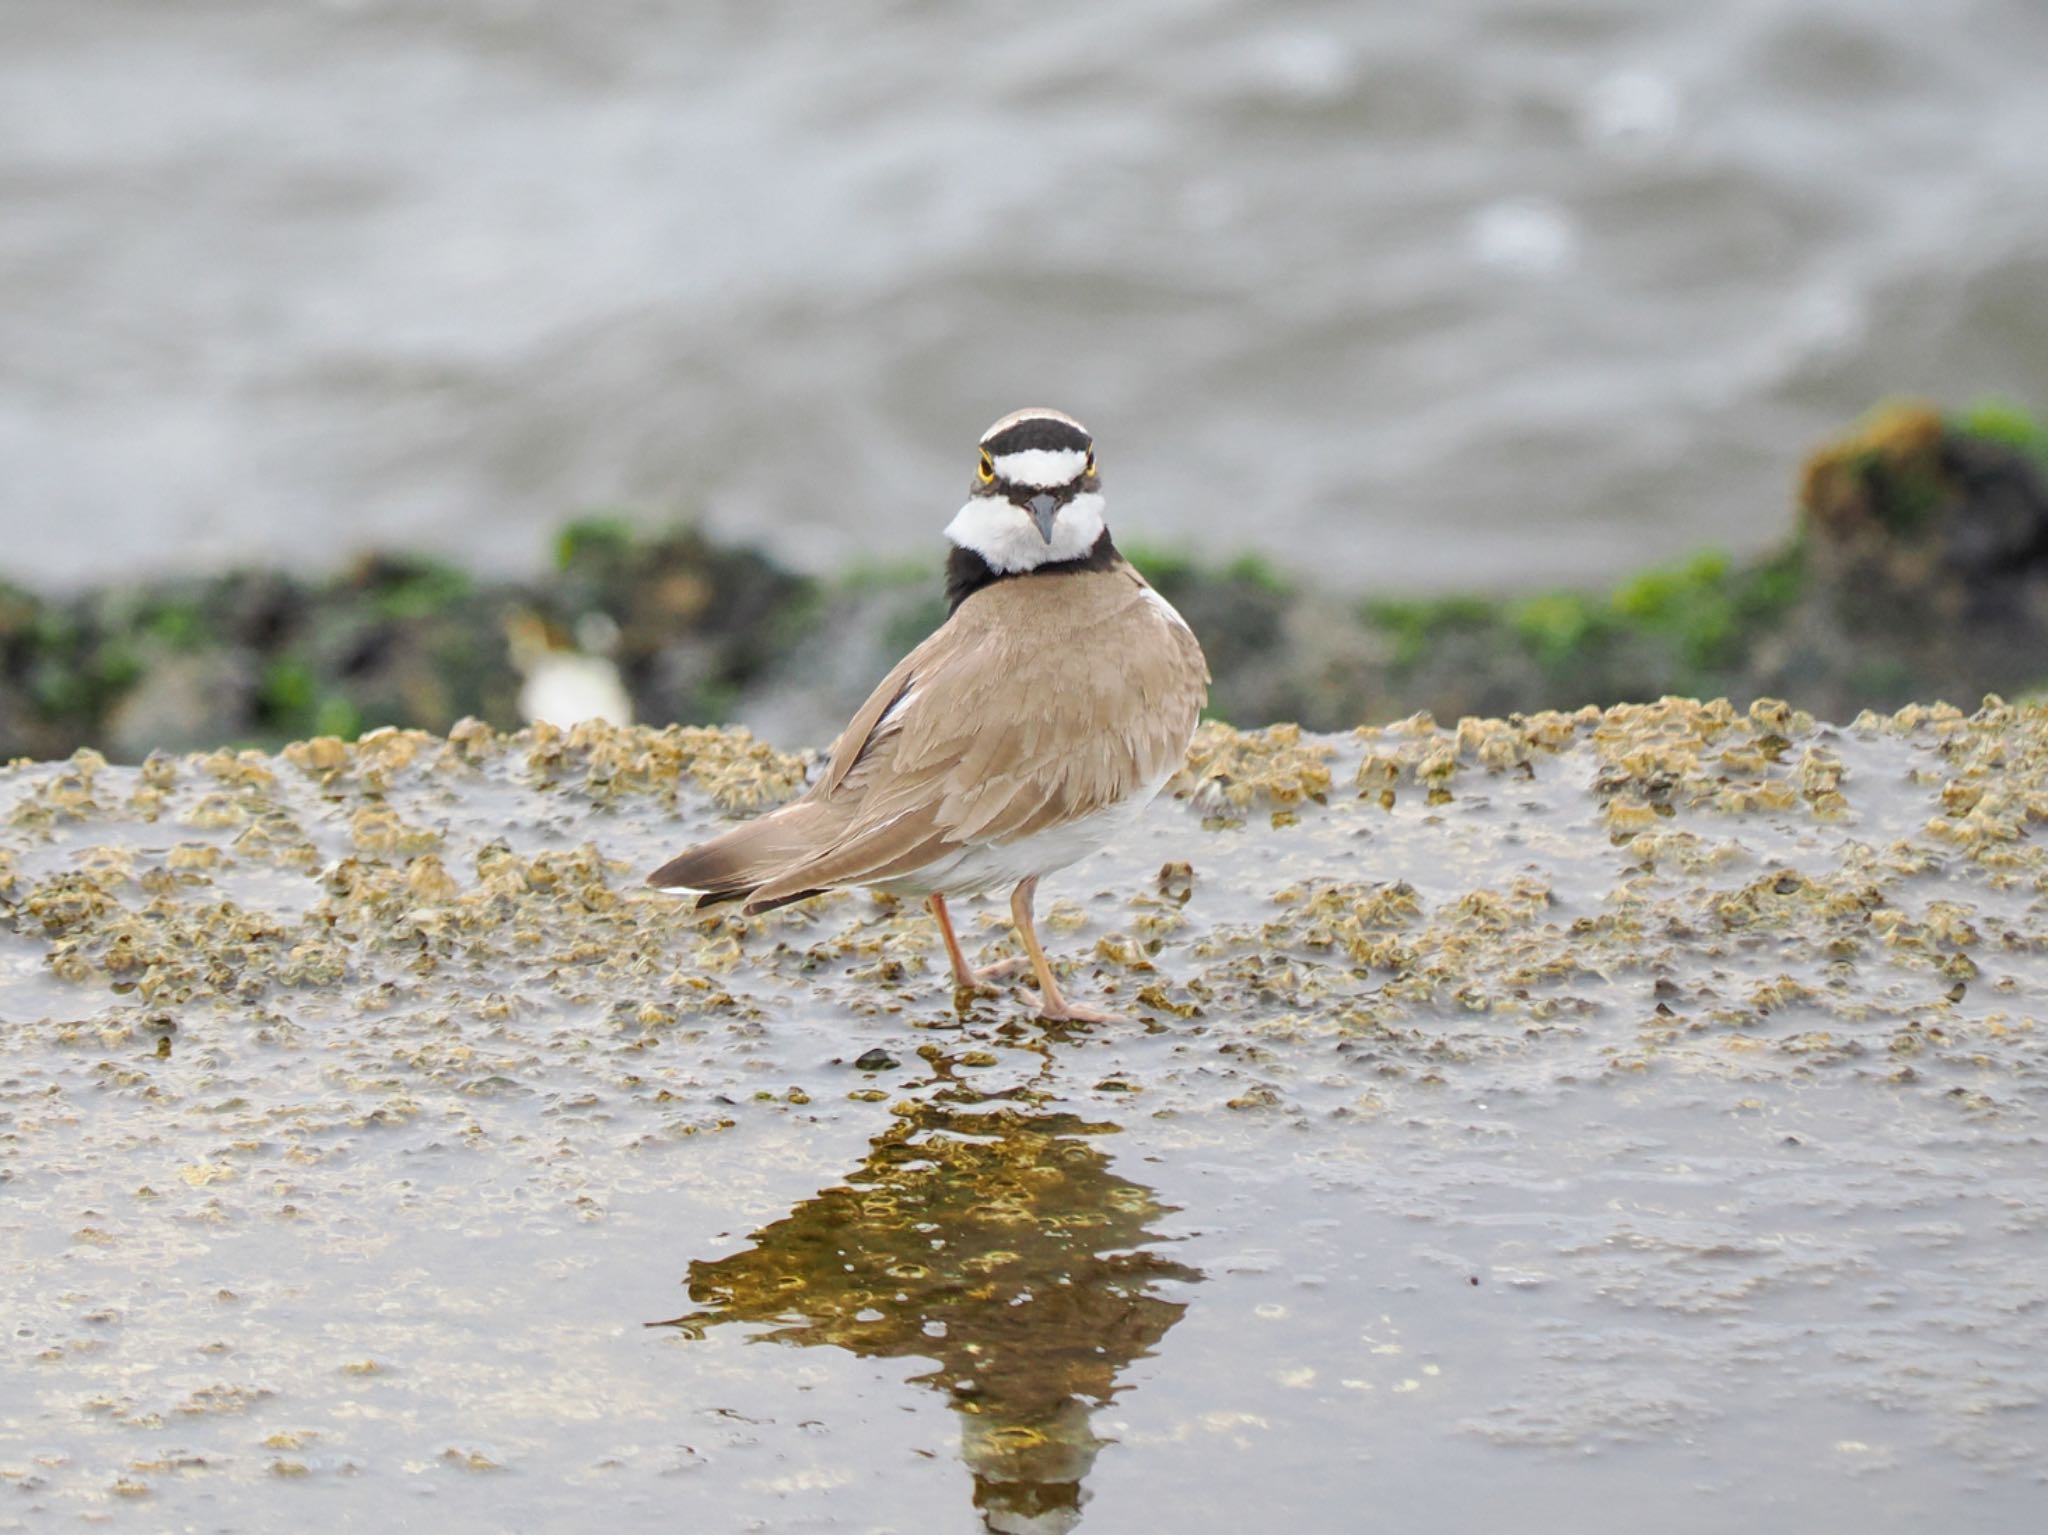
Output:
(644, 801), (831, 913)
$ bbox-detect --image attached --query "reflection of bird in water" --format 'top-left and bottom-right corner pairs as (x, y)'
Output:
(652, 1089), (1200, 1533)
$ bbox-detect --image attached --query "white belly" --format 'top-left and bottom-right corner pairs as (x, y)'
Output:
(873, 765), (1174, 898)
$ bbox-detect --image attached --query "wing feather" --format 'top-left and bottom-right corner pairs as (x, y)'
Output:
(647, 558), (1209, 905)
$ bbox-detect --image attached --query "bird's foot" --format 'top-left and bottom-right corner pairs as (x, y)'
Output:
(946, 956), (1030, 998)
(1021, 989), (1125, 1025)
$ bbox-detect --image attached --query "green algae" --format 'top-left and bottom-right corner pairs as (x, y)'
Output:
(1357, 543), (1812, 718)
(553, 515), (639, 572)
(1505, 542), (1809, 678)
(1363, 594), (1498, 673)
(361, 556), (475, 622)
(1955, 396), (2048, 471)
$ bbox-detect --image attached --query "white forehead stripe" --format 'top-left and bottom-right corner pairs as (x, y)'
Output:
(990, 447), (1089, 488)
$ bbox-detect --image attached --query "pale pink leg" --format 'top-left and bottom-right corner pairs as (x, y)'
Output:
(1009, 875), (1123, 1023)
(928, 893), (1027, 991)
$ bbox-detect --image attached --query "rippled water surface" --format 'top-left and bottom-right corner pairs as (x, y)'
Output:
(5, 0), (2048, 591)
(2, 707), (2046, 1530)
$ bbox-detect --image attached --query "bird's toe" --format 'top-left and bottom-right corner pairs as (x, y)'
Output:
(1021, 989), (1125, 1024)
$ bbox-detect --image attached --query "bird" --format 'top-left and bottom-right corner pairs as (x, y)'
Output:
(645, 407), (1209, 1022)
(506, 610), (634, 728)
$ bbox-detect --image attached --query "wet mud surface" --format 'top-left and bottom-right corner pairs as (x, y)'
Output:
(3, 703), (2046, 1531)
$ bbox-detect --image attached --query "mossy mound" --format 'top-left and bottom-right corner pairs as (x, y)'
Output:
(1336, 398), (2048, 724)
(0, 530), (813, 763)
(3, 401), (2046, 761)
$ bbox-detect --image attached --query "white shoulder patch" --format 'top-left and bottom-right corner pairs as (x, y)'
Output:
(1141, 585), (1194, 633)
(877, 683), (920, 728)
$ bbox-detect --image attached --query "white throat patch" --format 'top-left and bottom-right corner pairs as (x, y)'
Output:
(944, 492), (1107, 573)
(989, 447), (1089, 488)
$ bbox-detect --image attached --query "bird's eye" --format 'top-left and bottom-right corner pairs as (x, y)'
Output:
(977, 452), (996, 484)
(1085, 451), (1097, 476)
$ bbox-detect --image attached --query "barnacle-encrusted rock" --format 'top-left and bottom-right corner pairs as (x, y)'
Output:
(4, 704), (2042, 1042)
(6, 701), (2048, 1521)
(1173, 721), (1336, 823)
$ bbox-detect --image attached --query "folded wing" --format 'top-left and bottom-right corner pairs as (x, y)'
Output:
(646, 563), (1208, 914)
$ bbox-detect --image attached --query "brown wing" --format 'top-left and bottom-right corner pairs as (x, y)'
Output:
(739, 560), (1208, 910)
(818, 650), (921, 797)
(644, 647), (926, 902)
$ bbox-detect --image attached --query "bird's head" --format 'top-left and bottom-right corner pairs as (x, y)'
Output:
(943, 408), (1106, 572)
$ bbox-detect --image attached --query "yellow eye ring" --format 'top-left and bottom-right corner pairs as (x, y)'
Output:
(977, 452), (995, 484)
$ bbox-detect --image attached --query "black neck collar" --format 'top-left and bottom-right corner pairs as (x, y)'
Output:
(944, 528), (1120, 613)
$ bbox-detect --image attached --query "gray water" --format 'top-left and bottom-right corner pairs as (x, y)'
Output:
(3, 704), (2046, 1530)
(4, 0), (2047, 593)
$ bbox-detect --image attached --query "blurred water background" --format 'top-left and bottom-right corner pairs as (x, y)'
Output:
(6, 0), (2047, 595)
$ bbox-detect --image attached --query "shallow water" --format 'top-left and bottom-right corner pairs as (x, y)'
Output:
(6, 1), (2048, 593)
(2, 705), (2046, 1530)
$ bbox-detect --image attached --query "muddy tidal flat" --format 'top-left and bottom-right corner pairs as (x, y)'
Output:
(3, 703), (2046, 1532)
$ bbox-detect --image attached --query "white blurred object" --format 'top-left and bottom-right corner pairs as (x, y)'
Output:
(1467, 197), (1581, 277)
(507, 611), (634, 727)
(1580, 69), (1682, 156)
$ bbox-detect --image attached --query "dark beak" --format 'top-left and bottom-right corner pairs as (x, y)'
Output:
(1027, 494), (1059, 542)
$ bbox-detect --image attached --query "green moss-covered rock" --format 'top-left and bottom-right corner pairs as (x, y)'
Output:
(0, 528), (821, 761)
(5, 399), (2047, 759)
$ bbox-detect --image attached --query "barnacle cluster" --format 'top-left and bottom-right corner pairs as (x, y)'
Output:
(4, 701), (2041, 1099)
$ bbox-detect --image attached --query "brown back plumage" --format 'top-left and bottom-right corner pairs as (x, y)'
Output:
(646, 555), (1208, 914)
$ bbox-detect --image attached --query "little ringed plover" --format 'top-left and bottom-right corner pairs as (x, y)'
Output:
(646, 407), (1209, 1022)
